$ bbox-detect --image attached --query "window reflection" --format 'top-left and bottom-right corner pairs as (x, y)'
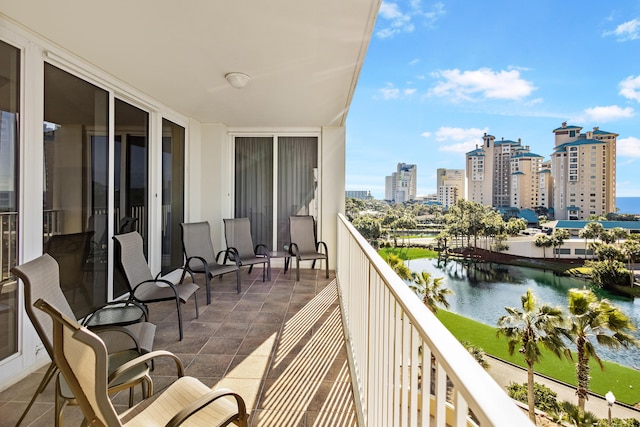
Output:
(43, 64), (108, 317)
(161, 119), (185, 274)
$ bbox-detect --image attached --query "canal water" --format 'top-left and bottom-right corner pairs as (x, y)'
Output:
(406, 257), (640, 368)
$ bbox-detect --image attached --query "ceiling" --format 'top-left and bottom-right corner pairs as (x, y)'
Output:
(0, 0), (380, 128)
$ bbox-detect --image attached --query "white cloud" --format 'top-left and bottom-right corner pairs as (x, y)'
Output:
(423, 126), (488, 153)
(619, 75), (640, 102)
(379, 84), (400, 99)
(617, 136), (640, 157)
(378, 83), (415, 100)
(409, 58), (420, 66)
(603, 18), (640, 42)
(429, 68), (536, 101)
(376, 1), (445, 39)
(584, 105), (634, 122)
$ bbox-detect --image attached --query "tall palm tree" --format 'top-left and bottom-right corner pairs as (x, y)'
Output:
(409, 271), (453, 314)
(566, 288), (639, 415)
(497, 289), (568, 423)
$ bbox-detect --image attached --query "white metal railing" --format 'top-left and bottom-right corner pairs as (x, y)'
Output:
(336, 214), (533, 426)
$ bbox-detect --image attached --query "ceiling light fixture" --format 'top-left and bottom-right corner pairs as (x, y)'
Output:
(225, 72), (251, 89)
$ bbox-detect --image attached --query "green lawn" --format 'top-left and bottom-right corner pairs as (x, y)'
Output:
(378, 247), (438, 261)
(436, 309), (640, 405)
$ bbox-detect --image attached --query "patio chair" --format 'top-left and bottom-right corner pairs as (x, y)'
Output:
(34, 298), (249, 427)
(180, 221), (242, 304)
(11, 254), (155, 427)
(114, 231), (199, 341)
(224, 218), (271, 281)
(289, 215), (329, 281)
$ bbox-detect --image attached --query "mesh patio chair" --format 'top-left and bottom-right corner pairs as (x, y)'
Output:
(34, 298), (249, 427)
(289, 215), (329, 281)
(180, 221), (242, 304)
(223, 218), (271, 281)
(114, 231), (199, 341)
(11, 254), (155, 427)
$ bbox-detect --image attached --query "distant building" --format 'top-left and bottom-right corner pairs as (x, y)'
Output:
(436, 168), (465, 208)
(551, 123), (617, 220)
(345, 190), (372, 200)
(384, 163), (417, 202)
(466, 134), (544, 209)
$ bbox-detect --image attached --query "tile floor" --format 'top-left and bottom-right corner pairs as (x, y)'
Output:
(0, 266), (358, 427)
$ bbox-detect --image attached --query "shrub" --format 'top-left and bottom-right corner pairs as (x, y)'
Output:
(506, 382), (559, 413)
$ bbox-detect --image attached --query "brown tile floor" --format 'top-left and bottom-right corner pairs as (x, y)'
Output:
(0, 266), (358, 427)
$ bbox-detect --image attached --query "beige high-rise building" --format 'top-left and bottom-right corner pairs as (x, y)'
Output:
(510, 152), (543, 210)
(551, 122), (617, 220)
(385, 163), (417, 202)
(436, 168), (465, 208)
(537, 160), (553, 213)
(466, 134), (541, 208)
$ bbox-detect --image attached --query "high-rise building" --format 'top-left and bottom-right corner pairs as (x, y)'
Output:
(385, 163), (417, 202)
(510, 152), (543, 210)
(436, 168), (465, 208)
(551, 122), (617, 220)
(466, 134), (542, 208)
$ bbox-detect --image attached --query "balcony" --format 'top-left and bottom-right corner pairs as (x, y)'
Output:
(0, 215), (531, 426)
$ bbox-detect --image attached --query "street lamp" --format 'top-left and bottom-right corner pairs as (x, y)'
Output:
(605, 391), (616, 426)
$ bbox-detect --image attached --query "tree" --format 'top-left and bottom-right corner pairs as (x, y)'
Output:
(621, 239), (640, 286)
(566, 288), (639, 415)
(352, 214), (381, 242)
(551, 228), (570, 259)
(583, 222), (604, 260)
(497, 289), (568, 423)
(534, 234), (553, 259)
(385, 253), (412, 281)
(409, 271), (453, 314)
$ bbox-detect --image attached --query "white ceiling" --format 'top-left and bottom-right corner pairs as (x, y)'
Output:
(1, 0), (380, 127)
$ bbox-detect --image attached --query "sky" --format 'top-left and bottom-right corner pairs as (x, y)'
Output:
(345, 1), (640, 199)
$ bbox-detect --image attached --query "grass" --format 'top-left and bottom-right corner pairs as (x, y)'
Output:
(436, 309), (640, 405)
(378, 247), (438, 261)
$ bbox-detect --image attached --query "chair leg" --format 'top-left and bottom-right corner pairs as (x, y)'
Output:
(205, 273), (212, 305)
(295, 257), (300, 281)
(15, 363), (57, 426)
(55, 376), (68, 427)
(325, 256), (329, 278)
(235, 269), (242, 293)
(176, 299), (184, 341)
(194, 292), (199, 319)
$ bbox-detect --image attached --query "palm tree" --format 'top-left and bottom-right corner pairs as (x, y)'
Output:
(385, 253), (413, 281)
(534, 234), (553, 259)
(551, 228), (570, 259)
(409, 271), (453, 314)
(566, 288), (639, 415)
(497, 289), (568, 423)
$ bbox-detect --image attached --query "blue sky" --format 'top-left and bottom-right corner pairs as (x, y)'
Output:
(346, 1), (640, 199)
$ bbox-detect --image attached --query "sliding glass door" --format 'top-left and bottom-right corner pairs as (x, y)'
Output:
(113, 99), (149, 297)
(161, 119), (185, 274)
(234, 136), (318, 252)
(0, 40), (20, 361)
(43, 64), (109, 317)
